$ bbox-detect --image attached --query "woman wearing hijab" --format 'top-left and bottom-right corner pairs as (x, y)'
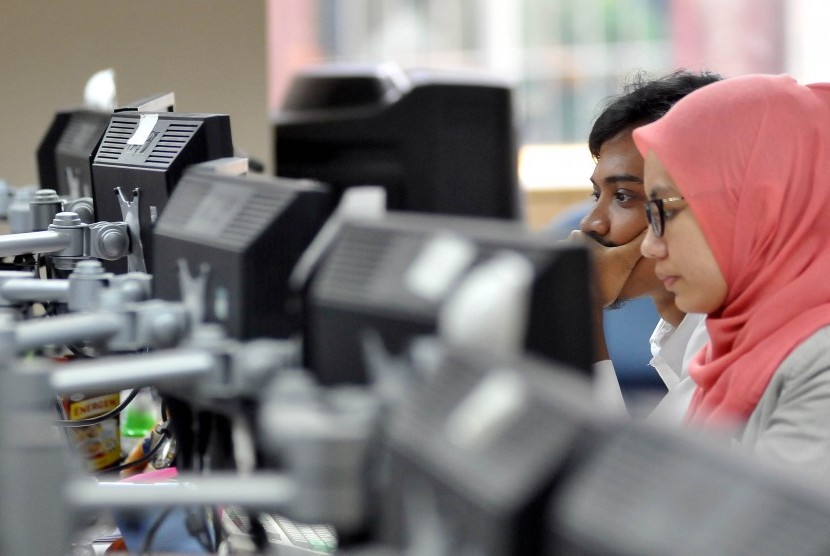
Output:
(631, 74), (830, 469)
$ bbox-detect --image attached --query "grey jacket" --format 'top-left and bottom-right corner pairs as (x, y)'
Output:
(741, 325), (830, 476)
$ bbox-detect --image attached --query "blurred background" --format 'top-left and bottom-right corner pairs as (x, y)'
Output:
(1, 0), (826, 227)
(265, 0), (821, 228)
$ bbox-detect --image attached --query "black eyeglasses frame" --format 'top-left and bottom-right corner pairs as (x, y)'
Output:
(644, 196), (685, 237)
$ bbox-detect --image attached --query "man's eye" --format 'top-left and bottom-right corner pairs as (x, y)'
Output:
(614, 191), (635, 203)
(590, 190), (600, 201)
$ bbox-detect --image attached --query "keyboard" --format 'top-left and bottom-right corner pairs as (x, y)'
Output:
(223, 505), (338, 554)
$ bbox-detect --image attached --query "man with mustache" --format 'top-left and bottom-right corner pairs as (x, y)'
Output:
(575, 70), (721, 419)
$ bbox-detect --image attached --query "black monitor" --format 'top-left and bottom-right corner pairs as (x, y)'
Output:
(274, 62), (522, 219)
(378, 338), (830, 556)
(36, 108), (112, 199)
(36, 94), (176, 201)
(91, 111), (234, 273)
(152, 167), (334, 340)
(377, 339), (598, 555)
(547, 421), (830, 555)
(303, 212), (594, 386)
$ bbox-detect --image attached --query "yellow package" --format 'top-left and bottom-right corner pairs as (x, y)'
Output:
(62, 392), (121, 472)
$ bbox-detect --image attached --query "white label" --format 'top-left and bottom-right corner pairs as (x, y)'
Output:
(127, 113), (159, 145)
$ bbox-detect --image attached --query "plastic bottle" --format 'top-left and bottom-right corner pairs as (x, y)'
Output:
(120, 388), (160, 454)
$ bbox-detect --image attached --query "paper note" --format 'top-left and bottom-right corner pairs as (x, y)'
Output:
(127, 113), (159, 145)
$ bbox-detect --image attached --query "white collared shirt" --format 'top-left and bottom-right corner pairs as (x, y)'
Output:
(593, 312), (709, 422)
(647, 313), (709, 424)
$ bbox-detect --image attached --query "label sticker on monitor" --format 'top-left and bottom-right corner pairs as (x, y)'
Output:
(405, 233), (477, 302)
(127, 113), (159, 145)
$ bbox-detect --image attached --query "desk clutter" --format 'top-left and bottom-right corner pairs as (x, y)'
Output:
(3, 63), (830, 555)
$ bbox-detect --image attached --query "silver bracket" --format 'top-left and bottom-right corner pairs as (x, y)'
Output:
(115, 187), (146, 273)
(177, 259), (209, 326)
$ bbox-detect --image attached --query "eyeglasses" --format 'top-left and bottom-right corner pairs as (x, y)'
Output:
(644, 196), (685, 238)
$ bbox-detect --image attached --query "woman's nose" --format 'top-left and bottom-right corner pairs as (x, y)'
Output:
(640, 227), (666, 259)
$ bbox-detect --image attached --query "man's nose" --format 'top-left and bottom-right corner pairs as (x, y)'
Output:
(579, 203), (610, 237)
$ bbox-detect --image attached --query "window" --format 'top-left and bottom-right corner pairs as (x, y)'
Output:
(267, 0), (786, 194)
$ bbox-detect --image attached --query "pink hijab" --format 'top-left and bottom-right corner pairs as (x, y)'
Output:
(633, 74), (830, 426)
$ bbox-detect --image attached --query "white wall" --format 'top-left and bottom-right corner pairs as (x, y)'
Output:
(0, 0), (270, 188)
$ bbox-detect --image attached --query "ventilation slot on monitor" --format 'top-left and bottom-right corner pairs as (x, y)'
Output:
(95, 118), (137, 162)
(60, 121), (82, 146)
(145, 122), (200, 167)
(221, 190), (293, 247)
(316, 227), (391, 304)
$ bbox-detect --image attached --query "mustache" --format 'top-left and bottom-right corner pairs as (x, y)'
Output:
(583, 230), (617, 248)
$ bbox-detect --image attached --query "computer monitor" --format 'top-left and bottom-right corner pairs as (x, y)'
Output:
(273, 62), (521, 220)
(91, 111), (234, 273)
(37, 108), (112, 199)
(547, 421), (830, 555)
(303, 212), (594, 386)
(152, 167), (334, 340)
(115, 92), (176, 114)
(36, 94), (177, 201)
(377, 339), (598, 555)
(379, 338), (830, 556)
